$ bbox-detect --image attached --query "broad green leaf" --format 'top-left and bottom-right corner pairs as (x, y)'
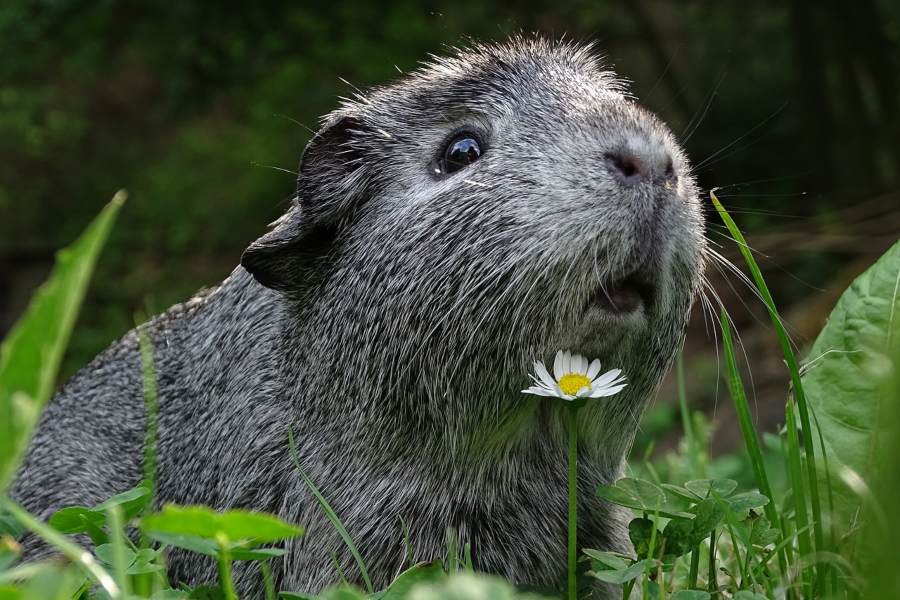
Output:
(598, 478), (692, 518)
(583, 549), (630, 571)
(380, 561), (445, 599)
(734, 515), (779, 549)
(140, 505), (303, 545)
(48, 506), (105, 534)
(661, 516), (696, 557)
(684, 479), (738, 499)
(146, 532), (217, 556)
(660, 484), (698, 504)
(661, 499), (725, 558)
(127, 548), (164, 575)
(95, 486), (151, 520)
(0, 192), (125, 493)
(588, 559), (652, 584)
(628, 518), (658, 559)
(691, 499), (726, 536)
(726, 491), (770, 515)
(49, 486), (150, 535)
(802, 239), (900, 529)
(95, 543), (136, 568)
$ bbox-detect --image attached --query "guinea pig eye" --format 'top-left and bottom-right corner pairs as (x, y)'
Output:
(440, 135), (482, 175)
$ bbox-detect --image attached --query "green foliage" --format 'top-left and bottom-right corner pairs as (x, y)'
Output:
(801, 239), (900, 527)
(140, 505), (304, 546)
(1, 176), (898, 598)
(0, 191), (124, 492)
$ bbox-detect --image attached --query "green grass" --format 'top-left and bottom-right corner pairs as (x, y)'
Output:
(0, 194), (897, 599)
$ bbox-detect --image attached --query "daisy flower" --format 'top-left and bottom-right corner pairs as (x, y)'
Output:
(522, 350), (627, 401)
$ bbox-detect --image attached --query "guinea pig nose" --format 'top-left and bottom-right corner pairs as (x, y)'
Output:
(604, 150), (676, 186)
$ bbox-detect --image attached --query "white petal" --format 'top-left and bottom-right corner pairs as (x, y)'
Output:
(553, 351), (565, 380)
(529, 375), (554, 392)
(534, 361), (557, 389)
(562, 350), (572, 375)
(591, 369), (623, 387)
(576, 385), (591, 397)
(586, 359), (602, 379)
(570, 354), (583, 375)
(523, 387), (557, 397)
(590, 383), (628, 397)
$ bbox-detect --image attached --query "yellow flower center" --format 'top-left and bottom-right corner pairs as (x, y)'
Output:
(558, 373), (591, 396)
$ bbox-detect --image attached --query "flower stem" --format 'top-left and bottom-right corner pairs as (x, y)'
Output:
(567, 405), (579, 600)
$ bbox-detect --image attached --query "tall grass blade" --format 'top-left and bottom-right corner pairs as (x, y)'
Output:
(786, 399), (813, 597)
(711, 190), (826, 591)
(137, 323), (159, 520)
(0, 191), (126, 492)
(106, 504), (131, 598)
(287, 427), (374, 593)
(719, 310), (789, 580)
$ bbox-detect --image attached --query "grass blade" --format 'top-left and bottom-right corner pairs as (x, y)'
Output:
(137, 322), (159, 521)
(107, 504), (131, 598)
(0, 191), (126, 492)
(287, 427), (373, 593)
(711, 190), (825, 590)
(719, 309), (789, 581)
(786, 398), (813, 598)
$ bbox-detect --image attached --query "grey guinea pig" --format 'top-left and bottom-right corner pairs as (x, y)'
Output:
(11, 35), (706, 598)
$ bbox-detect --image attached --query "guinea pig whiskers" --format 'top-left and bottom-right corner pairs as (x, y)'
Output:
(693, 102), (787, 171)
(702, 242), (799, 350)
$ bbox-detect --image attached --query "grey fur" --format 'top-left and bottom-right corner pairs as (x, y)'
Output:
(11, 36), (705, 598)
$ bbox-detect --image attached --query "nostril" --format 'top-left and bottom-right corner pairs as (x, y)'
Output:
(604, 152), (644, 182)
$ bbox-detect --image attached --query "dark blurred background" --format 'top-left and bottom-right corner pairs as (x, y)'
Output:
(1, 1), (898, 457)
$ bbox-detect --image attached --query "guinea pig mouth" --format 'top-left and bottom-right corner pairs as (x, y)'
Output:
(588, 270), (656, 315)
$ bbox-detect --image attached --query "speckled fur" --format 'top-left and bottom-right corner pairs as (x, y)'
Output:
(11, 37), (705, 598)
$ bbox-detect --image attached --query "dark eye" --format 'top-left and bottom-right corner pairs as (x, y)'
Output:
(440, 135), (482, 175)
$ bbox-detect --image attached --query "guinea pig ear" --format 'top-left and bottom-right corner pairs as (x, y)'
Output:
(241, 115), (366, 292)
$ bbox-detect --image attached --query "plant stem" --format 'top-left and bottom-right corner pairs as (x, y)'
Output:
(688, 545), (700, 589)
(707, 529), (717, 593)
(216, 534), (237, 600)
(107, 504), (131, 598)
(261, 560), (276, 600)
(567, 405), (579, 600)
